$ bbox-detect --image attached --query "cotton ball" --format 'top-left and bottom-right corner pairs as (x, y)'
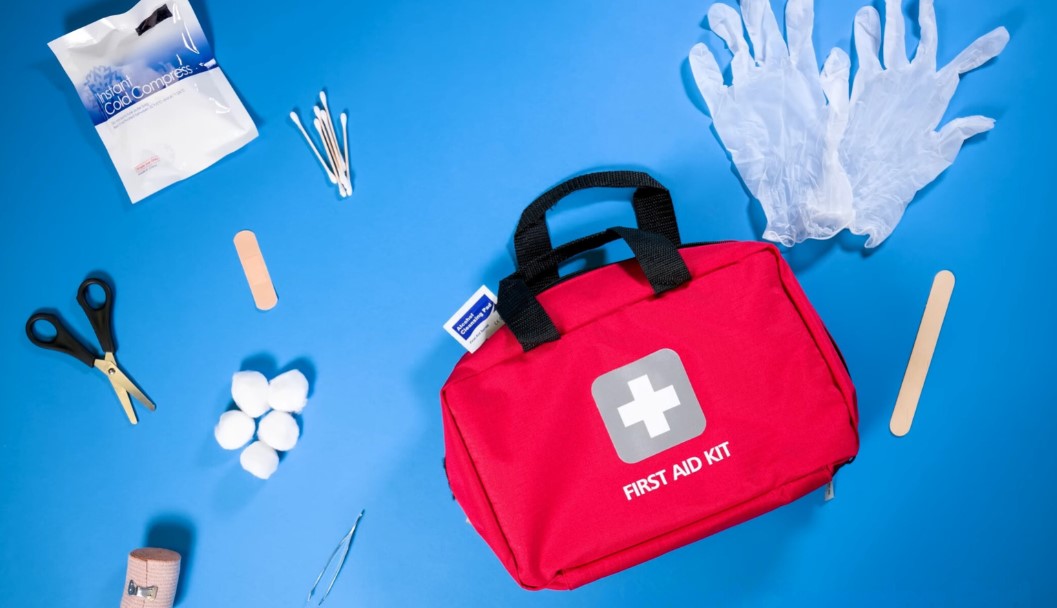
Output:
(267, 369), (309, 413)
(240, 441), (279, 480)
(214, 410), (255, 450)
(258, 411), (300, 451)
(232, 370), (270, 418)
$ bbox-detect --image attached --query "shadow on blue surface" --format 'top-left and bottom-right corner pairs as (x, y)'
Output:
(212, 464), (264, 515)
(240, 353), (317, 398)
(145, 514), (196, 605)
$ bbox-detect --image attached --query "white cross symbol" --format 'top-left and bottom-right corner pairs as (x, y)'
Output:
(617, 375), (681, 438)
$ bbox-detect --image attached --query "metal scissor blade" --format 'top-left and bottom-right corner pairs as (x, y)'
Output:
(95, 358), (139, 424)
(103, 353), (156, 411)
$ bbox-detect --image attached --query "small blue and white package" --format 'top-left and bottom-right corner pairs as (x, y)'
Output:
(444, 286), (504, 353)
(49, 0), (257, 203)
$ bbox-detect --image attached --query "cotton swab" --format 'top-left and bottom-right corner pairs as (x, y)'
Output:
(319, 92), (352, 194)
(311, 116), (342, 196)
(320, 106), (351, 194)
(313, 106), (348, 197)
(290, 112), (337, 185)
(310, 117), (335, 173)
(311, 108), (345, 195)
(314, 116), (348, 197)
(319, 92), (340, 156)
(290, 91), (353, 199)
(340, 112), (351, 191)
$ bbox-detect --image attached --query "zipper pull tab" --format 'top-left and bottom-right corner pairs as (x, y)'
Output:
(824, 480), (835, 502)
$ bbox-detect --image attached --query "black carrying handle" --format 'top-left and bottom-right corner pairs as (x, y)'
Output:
(498, 226), (691, 352)
(77, 278), (117, 354)
(514, 171), (682, 292)
(26, 312), (97, 367)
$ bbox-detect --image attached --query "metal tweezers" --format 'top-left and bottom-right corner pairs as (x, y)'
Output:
(305, 510), (365, 606)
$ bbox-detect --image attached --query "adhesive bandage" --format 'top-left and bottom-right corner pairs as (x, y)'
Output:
(233, 230), (278, 311)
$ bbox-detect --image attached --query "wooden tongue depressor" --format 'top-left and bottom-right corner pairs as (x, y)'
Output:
(890, 270), (956, 437)
(233, 230), (278, 311)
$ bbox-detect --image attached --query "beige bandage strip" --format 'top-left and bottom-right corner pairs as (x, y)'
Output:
(890, 270), (956, 437)
(120, 548), (180, 608)
(234, 230), (278, 311)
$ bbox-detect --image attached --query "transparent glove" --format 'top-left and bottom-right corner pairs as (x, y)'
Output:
(690, 0), (853, 247)
(842, 0), (1009, 247)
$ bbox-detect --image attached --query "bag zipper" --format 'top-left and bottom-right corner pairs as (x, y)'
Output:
(536, 240), (728, 291)
(528, 240), (852, 375)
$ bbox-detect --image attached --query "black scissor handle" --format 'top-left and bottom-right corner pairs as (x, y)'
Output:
(26, 312), (97, 368)
(76, 278), (116, 354)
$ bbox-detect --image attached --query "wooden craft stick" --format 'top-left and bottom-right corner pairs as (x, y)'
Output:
(233, 230), (278, 311)
(890, 270), (956, 437)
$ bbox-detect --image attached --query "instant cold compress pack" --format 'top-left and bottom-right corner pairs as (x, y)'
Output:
(441, 171), (859, 590)
(49, 0), (257, 203)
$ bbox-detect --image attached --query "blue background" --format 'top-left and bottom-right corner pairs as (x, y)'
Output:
(1, 0), (1053, 605)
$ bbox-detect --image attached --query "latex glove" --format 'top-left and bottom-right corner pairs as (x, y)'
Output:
(690, 0), (853, 247)
(842, 0), (1009, 247)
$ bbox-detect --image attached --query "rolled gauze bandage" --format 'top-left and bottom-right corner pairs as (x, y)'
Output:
(120, 548), (181, 608)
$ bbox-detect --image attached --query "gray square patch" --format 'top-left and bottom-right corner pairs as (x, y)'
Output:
(591, 348), (705, 464)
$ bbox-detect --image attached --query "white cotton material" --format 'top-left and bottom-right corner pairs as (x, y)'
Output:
(267, 370), (309, 413)
(257, 411), (300, 452)
(689, 0), (853, 247)
(240, 441), (280, 480)
(214, 410), (256, 450)
(231, 371), (271, 418)
(47, 0), (257, 203)
(841, 0), (1009, 247)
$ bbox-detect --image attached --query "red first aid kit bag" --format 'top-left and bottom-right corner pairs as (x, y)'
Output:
(441, 171), (858, 590)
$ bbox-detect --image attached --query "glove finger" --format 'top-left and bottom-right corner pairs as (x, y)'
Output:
(936, 115), (995, 162)
(864, 231), (893, 249)
(854, 7), (883, 77)
(820, 48), (851, 114)
(786, 0), (819, 79)
(689, 43), (727, 112)
(942, 27), (1010, 77)
(741, 0), (786, 64)
(883, 0), (908, 68)
(852, 209), (901, 249)
(709, 3), (753, 80)
(914, 0), (938, 70)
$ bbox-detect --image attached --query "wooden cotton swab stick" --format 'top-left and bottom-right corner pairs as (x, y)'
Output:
(313, 107), (348, 197)
(289, 112), (337, 185)
(313, 113), (347, 197)
(312, 108), (336, 166)
(340, 112), (351, 191)
(319, 92), (340, 154)
(320, 92), (352, 194)
(890, 270), (956, 437)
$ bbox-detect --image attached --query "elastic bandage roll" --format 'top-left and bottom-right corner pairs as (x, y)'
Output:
(120, 547), (181, 608)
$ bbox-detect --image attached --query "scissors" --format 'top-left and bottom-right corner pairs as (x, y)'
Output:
(26, 278), (155, 425)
